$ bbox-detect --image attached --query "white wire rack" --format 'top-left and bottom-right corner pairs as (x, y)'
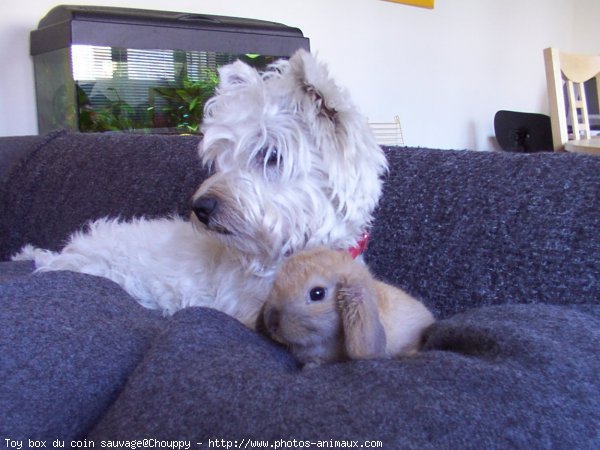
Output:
(368, 115), (405, 147)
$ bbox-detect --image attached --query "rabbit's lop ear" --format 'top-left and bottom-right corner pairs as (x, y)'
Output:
(336, 275), (387, 360)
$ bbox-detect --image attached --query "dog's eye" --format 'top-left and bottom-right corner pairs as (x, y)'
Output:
(264, 148), (279, 167)
(256, 145), (283, 180)
(309, 286), (326, 302)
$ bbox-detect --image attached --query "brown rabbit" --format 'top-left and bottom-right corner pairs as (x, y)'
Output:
(257, 247), (435, 367)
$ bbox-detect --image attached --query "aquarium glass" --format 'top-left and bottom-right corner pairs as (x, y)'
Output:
(34, 48), (78, 132)
(34, 45), (281, 134)
(70, 46), (278, 133)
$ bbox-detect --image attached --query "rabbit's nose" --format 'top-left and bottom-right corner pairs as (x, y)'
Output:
(265, 307), (280, 333)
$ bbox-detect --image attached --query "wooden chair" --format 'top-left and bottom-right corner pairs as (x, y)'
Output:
(544, 47), (600, 155)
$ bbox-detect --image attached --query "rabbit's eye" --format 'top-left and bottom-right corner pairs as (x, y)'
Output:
(309, 286), (326, 302)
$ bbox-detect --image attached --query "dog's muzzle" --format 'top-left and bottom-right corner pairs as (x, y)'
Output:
(192, 196), (233, 235)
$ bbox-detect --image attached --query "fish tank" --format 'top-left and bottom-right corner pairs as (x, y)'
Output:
(30, 5), (310, 134)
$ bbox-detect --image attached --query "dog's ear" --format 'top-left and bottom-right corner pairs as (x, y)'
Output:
(287, 49), (341, 122)
(303, 84), (338, 122)
(336, 274), (387, 360)
(217, 60), (262, 91)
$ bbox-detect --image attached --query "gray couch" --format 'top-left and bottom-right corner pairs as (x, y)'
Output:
(1, 130), (598, 449)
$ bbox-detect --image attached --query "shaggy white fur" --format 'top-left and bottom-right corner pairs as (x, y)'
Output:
(14, 49), (388, 328)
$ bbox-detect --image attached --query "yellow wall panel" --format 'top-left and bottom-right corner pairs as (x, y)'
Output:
(384, 0), (435, 9)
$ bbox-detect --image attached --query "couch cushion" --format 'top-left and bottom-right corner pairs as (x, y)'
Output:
(0, 260), (35, 283)
(88, 304), (600, 448)
(0, 130), (206, 260)
(367, 148), (600, 318)
(0, 270), (164, 440)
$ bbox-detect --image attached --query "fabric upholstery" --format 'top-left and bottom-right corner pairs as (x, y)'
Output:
(0, 132), (598, 448)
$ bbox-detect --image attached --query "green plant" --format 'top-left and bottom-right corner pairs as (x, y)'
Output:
(75, 65), (218, 133)
(77, 86), (152, 132)
(151, 69), (219, 133)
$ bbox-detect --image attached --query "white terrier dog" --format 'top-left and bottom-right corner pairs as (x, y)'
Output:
(14, 50), (388, 328)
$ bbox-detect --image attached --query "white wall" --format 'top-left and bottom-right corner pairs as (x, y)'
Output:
(1, 0), (599, 149)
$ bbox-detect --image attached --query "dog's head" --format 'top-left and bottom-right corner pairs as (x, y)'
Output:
(192, 50), (387, 271)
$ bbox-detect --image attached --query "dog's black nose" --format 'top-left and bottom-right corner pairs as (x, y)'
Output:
(193, 196), (218, 225)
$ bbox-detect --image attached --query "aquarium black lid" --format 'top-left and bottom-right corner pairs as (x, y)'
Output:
(31, 5), (309, 56)
(37, 5), (305, 37)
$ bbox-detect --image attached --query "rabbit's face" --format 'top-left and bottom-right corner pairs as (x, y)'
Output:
(263, 271), (341, 344)
(258, 246), (390, 367)
(257, 248), (355, 364)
